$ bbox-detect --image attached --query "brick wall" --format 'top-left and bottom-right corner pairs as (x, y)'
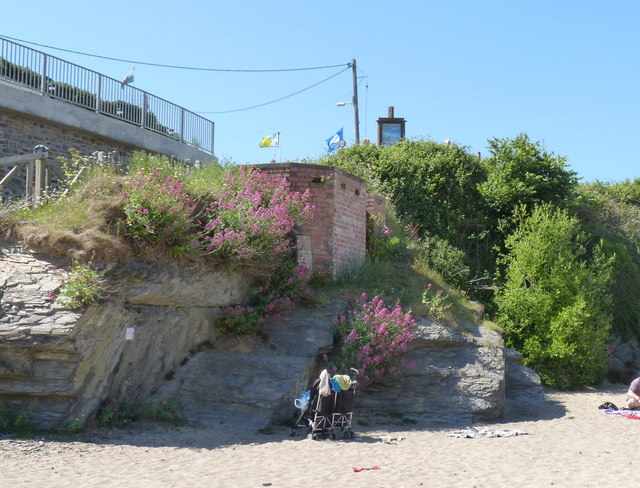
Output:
(254, 163), (368, 278)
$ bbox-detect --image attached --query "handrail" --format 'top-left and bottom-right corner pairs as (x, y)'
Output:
(0, 37), (214, 154)
(0, 152), (58, 205)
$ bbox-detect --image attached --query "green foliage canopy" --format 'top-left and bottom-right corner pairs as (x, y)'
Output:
(479, 133), (579, 220)
(496, 204), (613, 389)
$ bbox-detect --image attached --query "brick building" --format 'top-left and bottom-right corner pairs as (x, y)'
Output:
(254, 163), (385, 278)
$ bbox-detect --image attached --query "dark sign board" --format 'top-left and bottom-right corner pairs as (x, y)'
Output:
(377, 106), (405, 147)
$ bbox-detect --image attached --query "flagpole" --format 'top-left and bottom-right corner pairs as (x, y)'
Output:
(278, 131), (281, 163)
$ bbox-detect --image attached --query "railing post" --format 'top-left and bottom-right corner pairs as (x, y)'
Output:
(25, 161), (34, 204)
(141, 92), (148, 128)
(180, 108), (185, 144)
(40, 53), (47, 95)
(95, 74), (102, 113)
(34, 157), (44, 205)
(211, 122), (215, 154)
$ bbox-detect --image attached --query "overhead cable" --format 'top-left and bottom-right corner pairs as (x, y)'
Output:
(198, 66), (351, 114)
(0, 34), (348, 73)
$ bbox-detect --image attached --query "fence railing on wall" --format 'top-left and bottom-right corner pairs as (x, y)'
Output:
(0, 37), (214, 155)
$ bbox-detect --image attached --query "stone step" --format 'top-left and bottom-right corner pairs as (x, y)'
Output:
(169, 352), (312, 432)
(163, 301), (339, 432)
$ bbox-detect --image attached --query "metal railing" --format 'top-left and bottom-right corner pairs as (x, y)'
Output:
(0, 37), (214, 154)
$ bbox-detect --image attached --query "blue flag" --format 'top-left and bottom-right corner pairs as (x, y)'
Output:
(326, 127), (345, 152)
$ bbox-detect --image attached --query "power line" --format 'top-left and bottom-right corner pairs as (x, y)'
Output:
(0, 34), (348, 73)
(198, 66), (351, 114)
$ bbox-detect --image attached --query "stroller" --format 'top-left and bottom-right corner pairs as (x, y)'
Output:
(295, 368), (357, 440)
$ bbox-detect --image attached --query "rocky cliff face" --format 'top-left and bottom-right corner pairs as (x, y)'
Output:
(356, 322), (507, 423)
(0, 242), (251, 429)
(0, 243), (544, 431)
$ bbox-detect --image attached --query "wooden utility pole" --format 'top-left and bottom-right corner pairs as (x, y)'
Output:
(351, 59), (360, 144)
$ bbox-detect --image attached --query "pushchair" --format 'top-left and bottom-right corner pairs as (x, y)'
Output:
(294, 368), (357, 440)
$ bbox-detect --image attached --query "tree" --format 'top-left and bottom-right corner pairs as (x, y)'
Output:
(318, 143), (382, 186)
(572, 182), (640, 341)
(373, 140), (487, 250)
(479, 133), (578, 220)
(496, 204), (613, 389)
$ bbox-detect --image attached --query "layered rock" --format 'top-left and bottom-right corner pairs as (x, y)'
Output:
(1, 243), (545, 431)
(356, 321), (508, 424)
(0, 243), (251, 429)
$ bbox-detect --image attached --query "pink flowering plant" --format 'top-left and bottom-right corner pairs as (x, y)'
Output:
(122, 167), (196, 250)
(328, 293), (416, 383)
(121, 166), (312, 266)
(214, 262), (312, 335)
(193, 167), (312, 265)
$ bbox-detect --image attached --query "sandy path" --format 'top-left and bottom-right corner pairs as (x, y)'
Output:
(0, 385), (634, 488)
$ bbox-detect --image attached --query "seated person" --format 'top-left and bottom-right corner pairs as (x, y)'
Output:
(627, 374), (640, 409)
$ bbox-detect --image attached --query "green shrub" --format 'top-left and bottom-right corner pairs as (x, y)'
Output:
(99, 391), (140, 427)
(52, 253), (108, 308)
(421, 283), (453, 322)
(0, 403), (34, 435)
(122, 166), (196, 252)
(98, 389), (184, 427)
(411, 235), (470, 288)
(496, 204), (614, 389)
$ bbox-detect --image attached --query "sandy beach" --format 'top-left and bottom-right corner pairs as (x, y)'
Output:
(0, 384), (635, 488)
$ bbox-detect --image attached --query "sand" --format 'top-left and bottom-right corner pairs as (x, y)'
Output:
(0, 384), (635, 488)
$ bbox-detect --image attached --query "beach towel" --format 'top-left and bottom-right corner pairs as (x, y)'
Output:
(333, 374), (352, 391)
(447, 427), (527, 438)
(601, 408), (640, 420)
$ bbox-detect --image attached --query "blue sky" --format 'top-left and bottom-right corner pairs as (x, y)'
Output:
(3, 1), (638, 183)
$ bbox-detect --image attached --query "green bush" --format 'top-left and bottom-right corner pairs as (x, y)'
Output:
(99, 390), (184, 427)
(375, 140), (487, 249)
(122, 166), (196, 252)
(572, 182), (640, 340)
(479, 133), (578, 221)
(495, 204), (614, 389)
(53, 253), (108, 308)
(411, 235), (470, 288)
(0, 403), (33, 435)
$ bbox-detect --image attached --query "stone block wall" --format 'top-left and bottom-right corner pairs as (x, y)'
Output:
(0, 110), (132, 161)
(254, 163), (367, 278)
(0, 109), (132, 201)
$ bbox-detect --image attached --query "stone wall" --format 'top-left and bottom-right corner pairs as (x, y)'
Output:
(0, 80), (215, 201)
(0, 110), (131, 162)
(356, 321), (507, 423)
